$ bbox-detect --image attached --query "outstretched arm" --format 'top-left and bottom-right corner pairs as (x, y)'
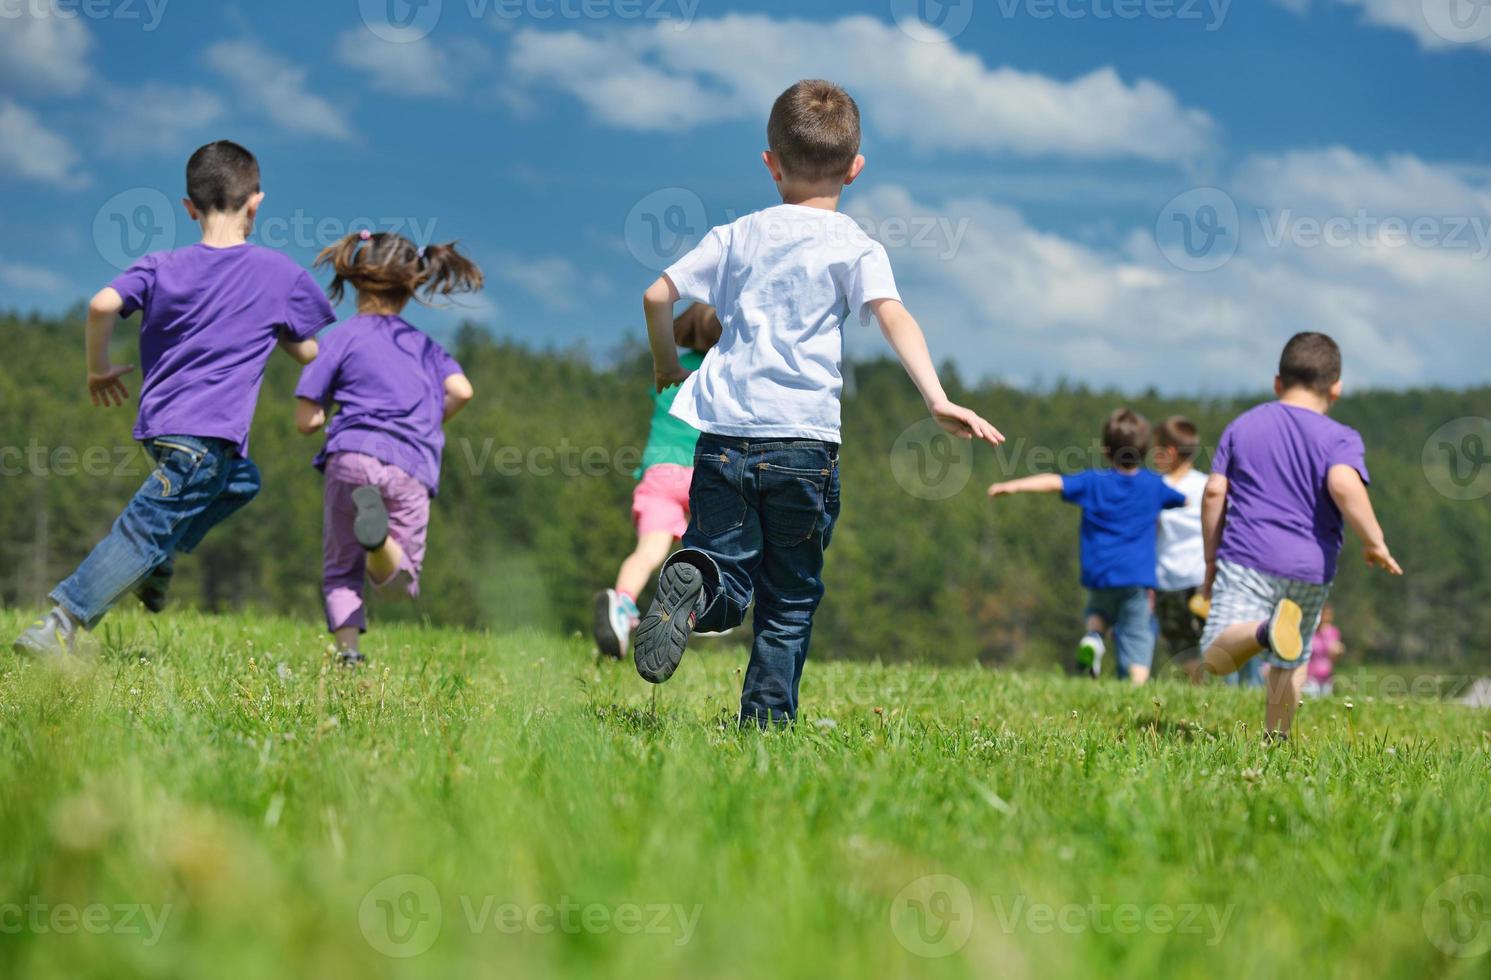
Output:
(644, 276), (688, 393)
(85, 287), (136, 407)
(278, 335), (318, 365)
(1200, 473), (1228, 597)
(987, 473), (1063, 498)
(871, 299), (1003, 447)
(443, 374), (474, 421)
(1328, 464), (1403, 575)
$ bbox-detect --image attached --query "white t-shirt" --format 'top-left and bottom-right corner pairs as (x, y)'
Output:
(663, 204), (901, 443)
(1156, 467), (1209, 591)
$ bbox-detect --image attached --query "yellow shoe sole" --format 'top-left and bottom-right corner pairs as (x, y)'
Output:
(1269, 599), (1305, 662)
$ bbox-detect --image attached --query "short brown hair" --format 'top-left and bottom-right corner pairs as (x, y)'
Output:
(1102, 408), (1152, 469)
(186, 140), (260, 215)
(674, 303), (722, 354)
(767, 80), (862, 183)
(1155, 416), (1200, 462)
(1278, 332), (1342, 396)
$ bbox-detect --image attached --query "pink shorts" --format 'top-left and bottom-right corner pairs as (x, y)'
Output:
(632, 464), (693, 540)
(322, 452), (431, 633)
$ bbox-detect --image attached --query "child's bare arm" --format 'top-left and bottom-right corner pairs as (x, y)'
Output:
(644, 276), (688, 392)
(278, 335), (319, 365)
(1328, 464), (1403, 575)
(85, 287), (136, 407)
(870, 299), (1004, 448)
(295, 398), (327, 436)
(443, 374), (474, 422)
(987, 474), (1063, 498)
(1200, 473), (1229, 597)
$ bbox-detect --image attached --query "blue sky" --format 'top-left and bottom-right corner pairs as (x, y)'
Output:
(2, 0), (1489, 391)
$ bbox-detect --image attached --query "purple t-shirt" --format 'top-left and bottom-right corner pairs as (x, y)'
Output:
(111, 243), (335, 456)
(1213, 402), (1370, 585)
(294, 314), (463, 495)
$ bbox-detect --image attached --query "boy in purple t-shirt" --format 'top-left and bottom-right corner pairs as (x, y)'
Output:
(1200, 332), (1402, 738)
(14, 141), (335, 659)
(294, 231), (482, 665)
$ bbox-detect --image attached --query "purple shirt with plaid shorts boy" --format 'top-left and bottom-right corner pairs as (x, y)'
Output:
(1203, 401), (1370, 668)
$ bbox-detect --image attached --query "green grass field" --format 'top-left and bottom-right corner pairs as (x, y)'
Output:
(2, 609), (1489, 980)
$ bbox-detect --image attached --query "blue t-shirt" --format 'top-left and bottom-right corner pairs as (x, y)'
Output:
(1061, 469), (1187, 590)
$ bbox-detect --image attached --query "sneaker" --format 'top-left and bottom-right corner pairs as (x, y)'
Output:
(352, 486), (390, 551)
(594, 589), (640, 660)
(1266, 598), (1305, 662)
(634, 562), (705, 685)
(13, 608), (80, 659)
(1077, 632), (1105, 679)
(135, 561), (174, 614)
(336, 646), (366, 668)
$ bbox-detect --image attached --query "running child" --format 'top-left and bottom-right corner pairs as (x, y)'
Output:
(294, 231), (481, 665)
(988, 409), (1186, 684)
(1152, 416), (1211, 683)
(1304, 603), (1345, 698)
(593, 303), (722, 660)
(13, 141), (333, 657)
(1200, 332), (1402, 737)
(633, 79), (1004, 726)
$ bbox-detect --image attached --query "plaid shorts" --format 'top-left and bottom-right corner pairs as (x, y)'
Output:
(1200, 559), (1331, 669)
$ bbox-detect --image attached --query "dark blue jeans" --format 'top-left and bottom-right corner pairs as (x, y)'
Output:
(666, 435), (841, 726)
(53, 436), (262, 628)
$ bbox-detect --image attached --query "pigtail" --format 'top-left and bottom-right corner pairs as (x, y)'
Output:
(315, 232), (370, 304)
(416, 242), (484, 300)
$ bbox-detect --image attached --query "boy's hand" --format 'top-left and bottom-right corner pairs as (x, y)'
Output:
(655, 365), (692, 393)
(986, 482), (1018, 498)
(930, 399), (1004, 447)
(88, 364), (136, 407)
(1364, 541), (1403, 575)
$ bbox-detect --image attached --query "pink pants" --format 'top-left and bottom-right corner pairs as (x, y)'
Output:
(322, 452), (430, 633)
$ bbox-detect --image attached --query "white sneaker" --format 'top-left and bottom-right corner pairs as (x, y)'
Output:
(1077, 633), (1105, 679)
(13, 607), (80, 659)
(593, 589), (640, 660)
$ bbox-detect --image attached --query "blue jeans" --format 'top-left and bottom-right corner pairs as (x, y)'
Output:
(665, 435), (840, 726)
(53, 436), (262, 628)
(1085, 586), (1156, 679)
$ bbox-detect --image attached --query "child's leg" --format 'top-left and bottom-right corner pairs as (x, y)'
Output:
(1111, 588), (1155, 685)
(174, 455), (263, 554)
(616, 532), (676, 600)
(1203, 622), (1265, 676)
(50, 437), (241, 629)
(739, 442), (839, 726)
(1199, 561), (1274, 678)
(1265, 664), (1307, 734)
(370, 471), (430, 596)
(322, 464), (370, 641)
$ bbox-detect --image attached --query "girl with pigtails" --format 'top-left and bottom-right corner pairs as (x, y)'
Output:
(295, 230), (484, 664)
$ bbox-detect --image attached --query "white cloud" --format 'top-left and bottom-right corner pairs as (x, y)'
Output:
(0, 259), (69, 294)
(102, 84), (226, 156)
(1275, 0), (1491, 51)
(333, 28), (493, 97)
(0, 5), (94, 96)
(0, 100), (88, 188)
(506, 14), (1217, 164)
(492, 253), (586, 311)
(845, 150), (1491, 390)
(204, 40), (353, 141)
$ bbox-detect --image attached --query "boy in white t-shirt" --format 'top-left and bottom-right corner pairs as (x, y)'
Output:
(632, 79), (1004, 726)
(1152, 416), (1211, 682)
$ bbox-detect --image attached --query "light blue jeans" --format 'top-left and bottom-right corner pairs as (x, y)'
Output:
(1085, 586), (1155, 679)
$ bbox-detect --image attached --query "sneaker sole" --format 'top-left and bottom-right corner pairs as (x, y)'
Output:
(594, 591), (624, 660)
(634, 563), (703, 685)
(1268, 599), (1305, 662)
(352, 486), (390, 551)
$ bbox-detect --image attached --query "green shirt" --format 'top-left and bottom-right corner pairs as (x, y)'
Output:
(639, 350), (706, 477)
